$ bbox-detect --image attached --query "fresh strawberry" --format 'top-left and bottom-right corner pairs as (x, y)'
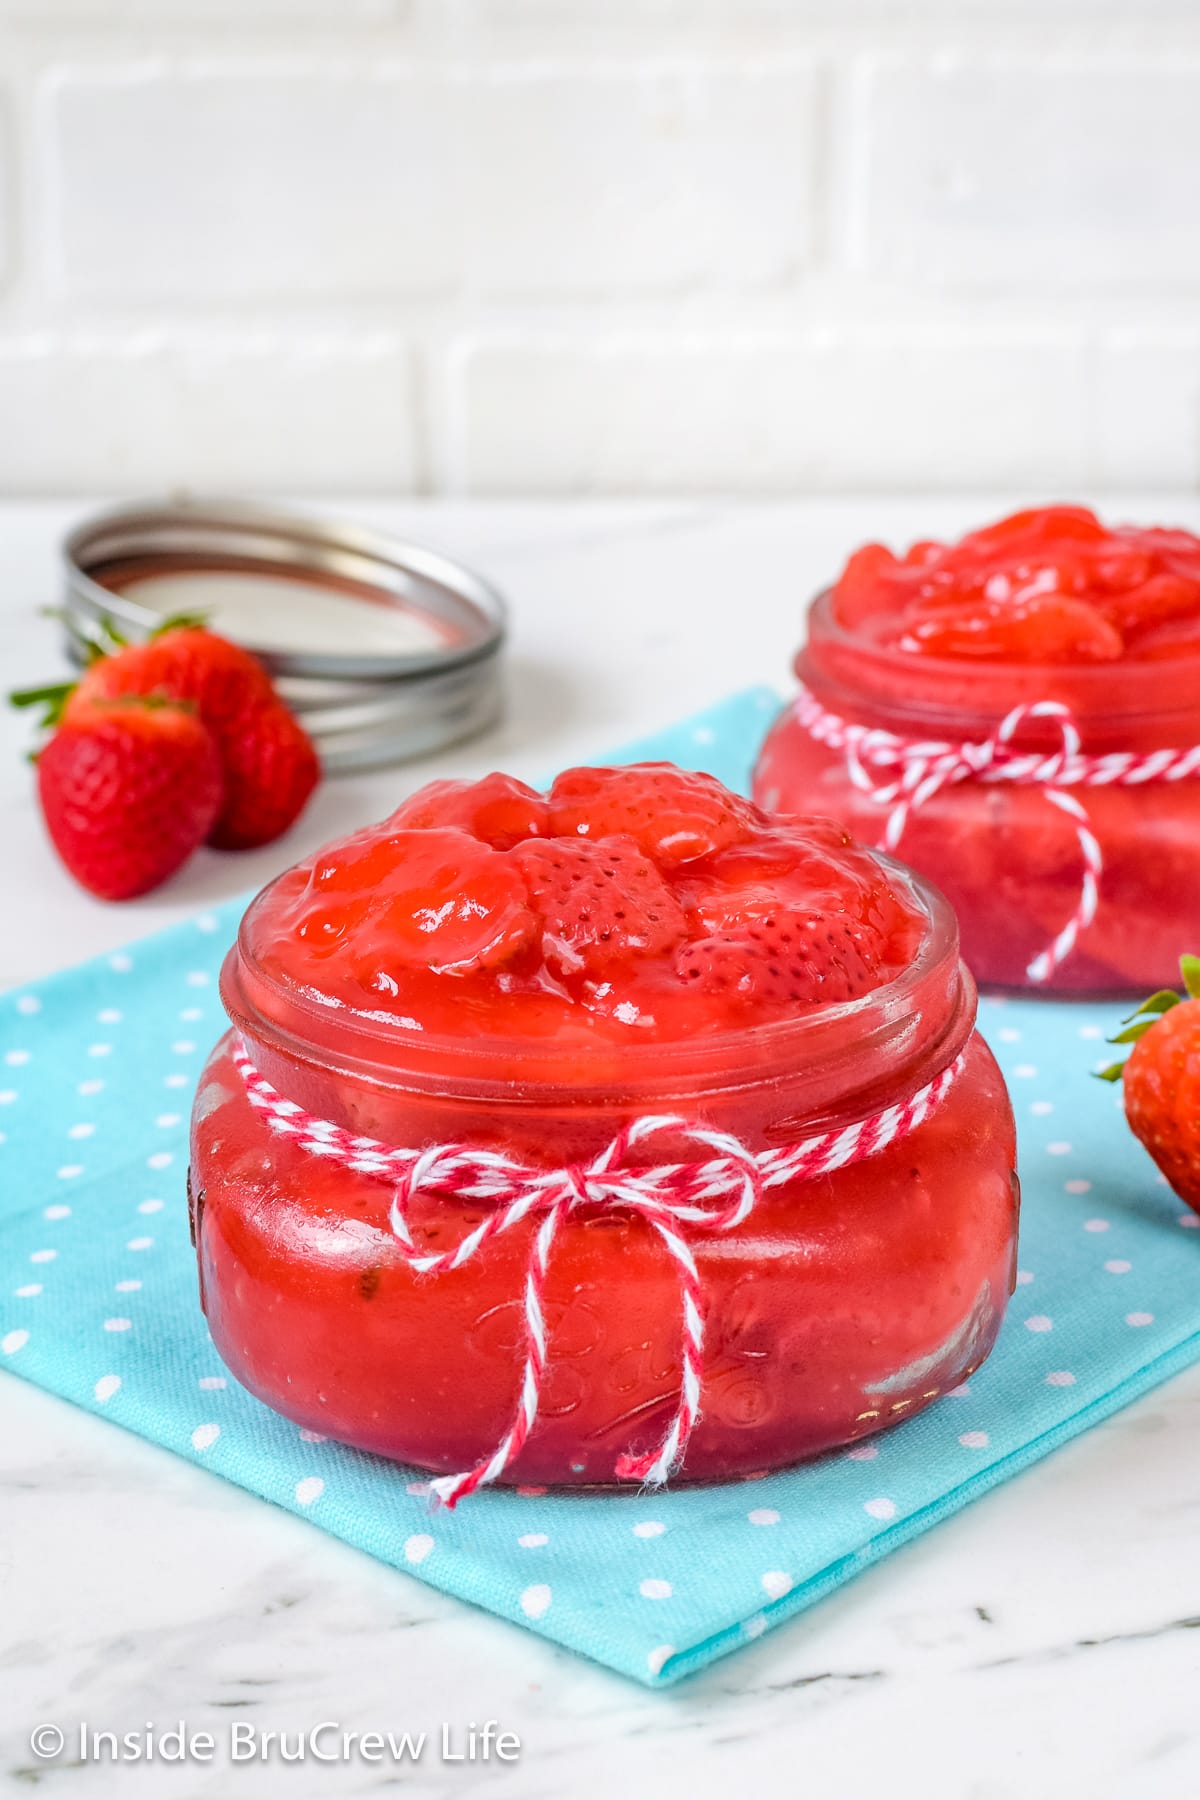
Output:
(1101, 956), (1200, 1212)
(388, 773), (548, 850)
(36, 698), (222, 900)
(72, 628), (318, 849)
(16, 625), (318, 850)
(549, 763), (760, 869)
(676, 912), (882, 1007)
(64, 626), (274, 732)
(208, 698), (320, 850)
(512, 835), (689, 979)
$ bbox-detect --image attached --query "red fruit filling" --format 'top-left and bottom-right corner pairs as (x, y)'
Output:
(388, 772), (549, 850)
(248, 763), (924, 1042)
(831, 505), (1200, 662)
(509, 836), (689, 979)
(549, 763), (757, 867)
(676, 916), (883, 1008)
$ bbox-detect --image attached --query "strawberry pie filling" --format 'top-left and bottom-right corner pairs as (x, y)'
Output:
(191, 764), (1018, 1485)
(755, 505), (1200, 995)
(242, 765), (925, 1047)
(833, 504), (1200, 663)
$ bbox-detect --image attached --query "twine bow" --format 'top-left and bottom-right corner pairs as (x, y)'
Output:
(791, 681), (1200, 982)
(233, 1037), (964, 1506)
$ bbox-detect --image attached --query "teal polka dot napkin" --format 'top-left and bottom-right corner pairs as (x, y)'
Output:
(3, 686), (1199, 1687)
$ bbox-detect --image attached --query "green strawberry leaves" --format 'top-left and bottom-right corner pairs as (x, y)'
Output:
(1095, 955), (1200, 1081)
(150, 612), (208, 637)
(9, 610), (210, 732)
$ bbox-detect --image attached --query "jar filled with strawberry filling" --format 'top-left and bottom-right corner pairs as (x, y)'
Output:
(190, 764), (1018, 1488)
(754, 506), (1200, 995)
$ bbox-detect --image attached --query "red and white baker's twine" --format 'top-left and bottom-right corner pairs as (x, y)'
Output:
(232, 1038), (965, 1507)
(793, 681), (1200, 983)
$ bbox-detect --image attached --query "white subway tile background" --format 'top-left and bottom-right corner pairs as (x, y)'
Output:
(0, 4), (1198, 493)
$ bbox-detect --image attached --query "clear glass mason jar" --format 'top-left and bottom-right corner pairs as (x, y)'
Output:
(754, 589), (1200, 995)
(189, 859), (1018, 1487)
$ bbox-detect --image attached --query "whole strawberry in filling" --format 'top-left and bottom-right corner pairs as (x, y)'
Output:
(251, 764), (924, 1043)
(675, 917), (880, 1008)
(549, 763), (757, 867)
(510, 837), (688, 979)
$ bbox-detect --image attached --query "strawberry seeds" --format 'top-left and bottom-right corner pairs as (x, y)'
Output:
(248, 763), (925, 1044)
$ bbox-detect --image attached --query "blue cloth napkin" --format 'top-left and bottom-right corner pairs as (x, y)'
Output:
(3, 685), (1199, 1688)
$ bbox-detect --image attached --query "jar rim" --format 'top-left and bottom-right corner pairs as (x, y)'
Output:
(222, 853), (973, 1112)
(801, 588), (1200, 733)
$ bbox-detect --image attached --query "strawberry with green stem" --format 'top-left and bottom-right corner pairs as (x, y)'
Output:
(12, 614), (318, 856)
(1100, 955), (1200, 1212)
(37, 694), (223, 900)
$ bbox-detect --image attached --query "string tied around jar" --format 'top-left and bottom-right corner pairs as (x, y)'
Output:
(232, 1037), (965, 1508)
(792, 682), (1200, 983)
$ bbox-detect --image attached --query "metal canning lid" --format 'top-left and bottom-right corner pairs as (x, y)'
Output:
(61, 496), (507, 770)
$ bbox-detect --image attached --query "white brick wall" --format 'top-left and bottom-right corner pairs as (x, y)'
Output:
(0, 8), (1198, 494)
(0, 335), (415, 490)
(0, 95), (11, 297)
(1095, 334), (1200, 490)
(47, 66), (460, 300)
(461, 64), (818, 294)
(47, 61), (817, 301)
(855, 58), (1200, 288)
(449, 332), (1092, 492)
(0, 1), (397, 16)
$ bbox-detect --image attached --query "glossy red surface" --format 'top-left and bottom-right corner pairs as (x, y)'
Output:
(243, 764), (926, 1046)
(755, 508), (1200, 994)
(190, 768), (1018, 1485)
(834, 505), (1200, 662)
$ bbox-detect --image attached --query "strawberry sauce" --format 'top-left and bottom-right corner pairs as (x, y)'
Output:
(190, 765), (1018, 1485)
(755, 506), (1200, 995)
(240, 766), (926, 1044)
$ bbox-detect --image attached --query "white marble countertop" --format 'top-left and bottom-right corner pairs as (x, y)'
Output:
(4, 496), (1200, 1800)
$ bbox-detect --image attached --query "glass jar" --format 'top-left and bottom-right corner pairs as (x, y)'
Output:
(189, 859), (1018, 1487)
(754, 589), (1200, 995)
